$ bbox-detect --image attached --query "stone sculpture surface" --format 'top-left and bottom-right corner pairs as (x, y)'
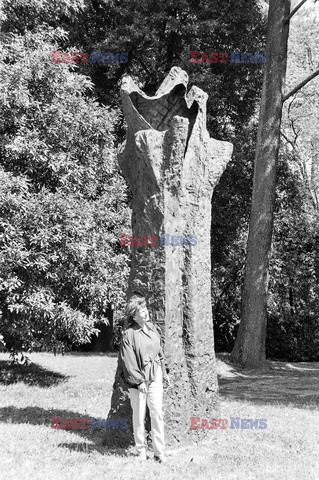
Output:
(104, 67), (233, 447)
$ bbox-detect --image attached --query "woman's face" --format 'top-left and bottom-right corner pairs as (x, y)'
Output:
(134, 303), (149, 327)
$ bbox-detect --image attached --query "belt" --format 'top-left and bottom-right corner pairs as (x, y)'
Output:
(143, 356), (162, 383)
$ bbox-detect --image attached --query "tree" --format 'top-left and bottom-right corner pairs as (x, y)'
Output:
(231, 0), (319, 367)
(267, 149), (319, 362)
(230, 0), (291, 367)
(1, 1), (270, 353)
(1, 0), (267, 138)
(267, 1), (319, 361)
(282, 0), (319, 212)
(0, 27), (130, 353)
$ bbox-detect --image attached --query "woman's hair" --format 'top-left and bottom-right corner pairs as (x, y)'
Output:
(123, 292), (146, 329)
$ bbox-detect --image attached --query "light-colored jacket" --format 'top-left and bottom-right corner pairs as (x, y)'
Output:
(119, 321), (168, 388)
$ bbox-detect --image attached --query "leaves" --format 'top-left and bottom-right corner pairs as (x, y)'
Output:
(0, 27), (130, 352)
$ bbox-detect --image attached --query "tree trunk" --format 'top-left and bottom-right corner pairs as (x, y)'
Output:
(103, 67), (232, 447)
(231, 0), (291, 368)
(310, 138), (319, 212)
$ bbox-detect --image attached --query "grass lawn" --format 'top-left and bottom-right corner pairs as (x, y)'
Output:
(0, 351), (318, 480)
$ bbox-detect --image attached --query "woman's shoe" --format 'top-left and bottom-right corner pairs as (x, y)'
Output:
(135, 452), (147, 461)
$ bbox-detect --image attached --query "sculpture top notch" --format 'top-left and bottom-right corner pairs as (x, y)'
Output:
(120, 67), (209, 134)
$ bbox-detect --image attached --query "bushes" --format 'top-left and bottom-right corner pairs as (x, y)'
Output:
(0, 28), (130, 354)
(213, 152), (319, 361)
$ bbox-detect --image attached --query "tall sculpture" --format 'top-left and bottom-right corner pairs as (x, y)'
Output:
(104, 67), (233, 447)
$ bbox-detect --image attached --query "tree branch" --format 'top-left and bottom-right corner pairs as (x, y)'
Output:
(280, 131), (318, 211)
(285, 0), (308, 23)
(283, 68), (319, 103)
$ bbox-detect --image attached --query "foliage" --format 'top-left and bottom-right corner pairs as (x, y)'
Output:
(211, 124), (256, 351)
(2, 0), (318, 362)
(1, 1), (268, 352)
(213, 148), (319, 362)
(0, 27), (130, 353)
(267, 151), (319, 361)
(1, 0), (267, 138)
(213, 1), (319, 361)
(266, 0), (319, 361)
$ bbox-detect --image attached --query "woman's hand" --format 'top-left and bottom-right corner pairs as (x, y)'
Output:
(163, 372), (170, 386)
(138, 382), (147, 393)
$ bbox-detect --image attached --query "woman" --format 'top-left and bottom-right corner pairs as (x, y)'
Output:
(119, 292), (169, 463)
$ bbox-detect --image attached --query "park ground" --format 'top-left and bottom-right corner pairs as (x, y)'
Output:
(0, 351), (318, 480)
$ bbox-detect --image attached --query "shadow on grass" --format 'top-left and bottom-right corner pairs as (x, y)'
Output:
(0, 361), (68, 387)
(217, 354), (319, 409)
(0, 406), (132, 455)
